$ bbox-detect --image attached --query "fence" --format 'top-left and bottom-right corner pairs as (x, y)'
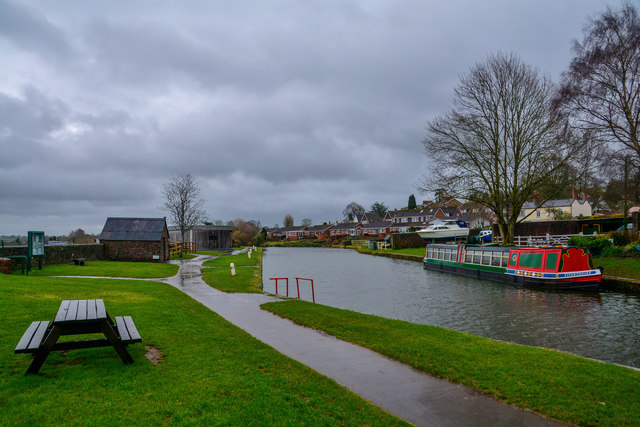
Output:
(169, 241), (197, 257)
(495, 233), (582, 246)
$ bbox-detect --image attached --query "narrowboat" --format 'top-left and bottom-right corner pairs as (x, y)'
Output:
(423, 244), (602, 290)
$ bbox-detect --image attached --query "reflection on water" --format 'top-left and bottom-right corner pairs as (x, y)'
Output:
(262, 247), (640, 368)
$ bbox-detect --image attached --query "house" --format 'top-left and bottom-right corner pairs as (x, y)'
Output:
(304, 224), (334, 239)
(267, 227), (286, 240)
(361, 221), (393, 237)
(330, 222), (362, 238)
(100, 217), (170, 261)
(281, 226), (308, 241)
(519, 190), (592, 222)
(168, 225), (232, 251)
(460, 203), (497, 229)
(361, 212), (381, 224)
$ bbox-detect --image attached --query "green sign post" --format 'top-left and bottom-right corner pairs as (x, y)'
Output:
(27, 231), (45, 271)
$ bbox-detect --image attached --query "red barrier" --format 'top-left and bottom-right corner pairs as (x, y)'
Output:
(295, 277), (315, 303)
(269, 277), (289, 296)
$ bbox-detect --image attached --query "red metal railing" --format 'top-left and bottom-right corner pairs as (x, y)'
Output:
(269, 277), (289, 297)
(296, 277), (315, 303)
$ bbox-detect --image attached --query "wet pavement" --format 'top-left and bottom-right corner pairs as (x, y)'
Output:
(159, 253), (562, 427)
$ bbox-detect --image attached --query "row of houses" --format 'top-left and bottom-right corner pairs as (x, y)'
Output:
(268, 191), (595, 241)
(268, 201), (496, 240)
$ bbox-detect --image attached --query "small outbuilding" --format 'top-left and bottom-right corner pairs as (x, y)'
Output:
(100, 217), (170, 261)
(168, 225), (233, 251)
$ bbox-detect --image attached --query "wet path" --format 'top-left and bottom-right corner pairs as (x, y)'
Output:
(157, 254), (562, 427)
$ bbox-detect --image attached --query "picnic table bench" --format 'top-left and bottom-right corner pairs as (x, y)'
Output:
(73, 258), (86, 266)
(15, 299), (141, 375)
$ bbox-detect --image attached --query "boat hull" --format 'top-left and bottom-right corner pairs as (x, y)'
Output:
(423, 259), (600, 291)
(416, 230), (469, 242)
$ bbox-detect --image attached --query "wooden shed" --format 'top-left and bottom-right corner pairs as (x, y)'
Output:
(100, 217), (170, 262)
(168, 225), (233, 251)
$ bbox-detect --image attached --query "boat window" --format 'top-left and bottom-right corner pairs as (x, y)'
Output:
(481, 252), (491, 265)
(465, 252), (472, 263)
(545, 253), (559, 270)
(518, 252), (543, 269)
(491, 254), (501, 266)
(473, 252), (481, 264)
(446, 249), (454, 261)
(502, 254), (509, 267)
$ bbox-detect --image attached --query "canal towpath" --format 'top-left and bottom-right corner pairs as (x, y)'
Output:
(160, 253), (562, 427)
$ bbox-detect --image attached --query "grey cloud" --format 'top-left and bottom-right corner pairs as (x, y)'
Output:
(0, 0), (72, 59)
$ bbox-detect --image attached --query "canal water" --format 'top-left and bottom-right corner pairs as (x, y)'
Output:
(262, 247), (640, 368)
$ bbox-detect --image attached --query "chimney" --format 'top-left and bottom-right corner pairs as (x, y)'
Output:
(533, 191), (540, 204)
(572, 188), (578, 200)
(583, 190), (588, 201)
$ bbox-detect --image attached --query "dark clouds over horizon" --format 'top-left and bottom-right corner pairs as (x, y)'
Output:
(0, 0), (616, 235)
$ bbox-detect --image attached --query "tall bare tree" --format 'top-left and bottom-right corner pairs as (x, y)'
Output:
(555, 2), (640, 160)
(283, 214), (294, 227)
(419, 52), (580, 243)
(161, 171), (207, 256)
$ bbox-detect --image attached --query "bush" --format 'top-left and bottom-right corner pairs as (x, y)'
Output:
(567, 235), (612, 255)
(601, 246), (626, 257)
(611, 231), (634, 247)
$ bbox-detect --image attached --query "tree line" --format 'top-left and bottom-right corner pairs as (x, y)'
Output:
(419, 2), (640, 244)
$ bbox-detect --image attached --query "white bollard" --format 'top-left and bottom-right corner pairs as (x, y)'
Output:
(248, 250), (252, 259)
(230, 262), (236, 276)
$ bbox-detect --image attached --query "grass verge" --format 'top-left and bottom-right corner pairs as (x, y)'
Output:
(22, 260), (179, 278)
(595, 256), (640, 279)
(0, 274), (404, 425)
(262, 300), (640, 427)
(201, 249), (263, 293)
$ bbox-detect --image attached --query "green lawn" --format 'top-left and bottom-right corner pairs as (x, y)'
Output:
(262, 300), (640, 427)
(202, 248), (261, 267)
(23, 260), (179, 278)
(201, 249), (262, 293)
(0, 274), (404, 425)
(595, 256), (640, 279)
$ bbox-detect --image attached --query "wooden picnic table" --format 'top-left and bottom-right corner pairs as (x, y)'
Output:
(15, 299), (141, 375)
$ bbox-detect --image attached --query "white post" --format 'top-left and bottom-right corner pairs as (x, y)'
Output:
(230, 263), (236, 276)
(248, 250), (252, 259)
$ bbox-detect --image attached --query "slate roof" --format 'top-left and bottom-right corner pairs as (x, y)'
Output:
(100, 217), (167, 241)
(521, 199), (588, 209)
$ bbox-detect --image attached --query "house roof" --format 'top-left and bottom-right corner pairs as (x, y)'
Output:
(361, 221), (393, 229)
(100, 217), (167, 241)
(306, 224), (334, 232)
(332, 222), (362, 231)
(362, 212), (381, 222)
(522, 199), (589, 210)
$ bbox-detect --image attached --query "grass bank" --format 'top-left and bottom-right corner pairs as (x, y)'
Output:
(0, 273), (404, 425)
(262, 300), (640, 427)
(22, 260), (179, 278)
(201, 248), (262, 293)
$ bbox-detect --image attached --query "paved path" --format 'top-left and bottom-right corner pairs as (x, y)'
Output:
(160, 254), (562, 427)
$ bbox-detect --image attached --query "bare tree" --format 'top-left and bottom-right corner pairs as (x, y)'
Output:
(419, 52), (580, 243)
(301, 218), (313, 227)
(342, 202), (365, 221)
(555, 2), (640, 160)
(161, 171), (207, 256)
(283, 214), (294, 227)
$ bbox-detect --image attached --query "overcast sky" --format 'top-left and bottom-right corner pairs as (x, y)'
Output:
(0, 0), (618, 235)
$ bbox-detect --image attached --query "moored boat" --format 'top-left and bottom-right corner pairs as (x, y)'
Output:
(416, 220), (470, 242)
(423, 243), (602, 290)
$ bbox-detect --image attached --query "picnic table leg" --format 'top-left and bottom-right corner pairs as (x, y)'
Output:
(99, 320), (133, 364)
(27, 326), (62, 375)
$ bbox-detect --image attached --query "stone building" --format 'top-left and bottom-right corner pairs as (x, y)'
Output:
(99, 217), (170, 261)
